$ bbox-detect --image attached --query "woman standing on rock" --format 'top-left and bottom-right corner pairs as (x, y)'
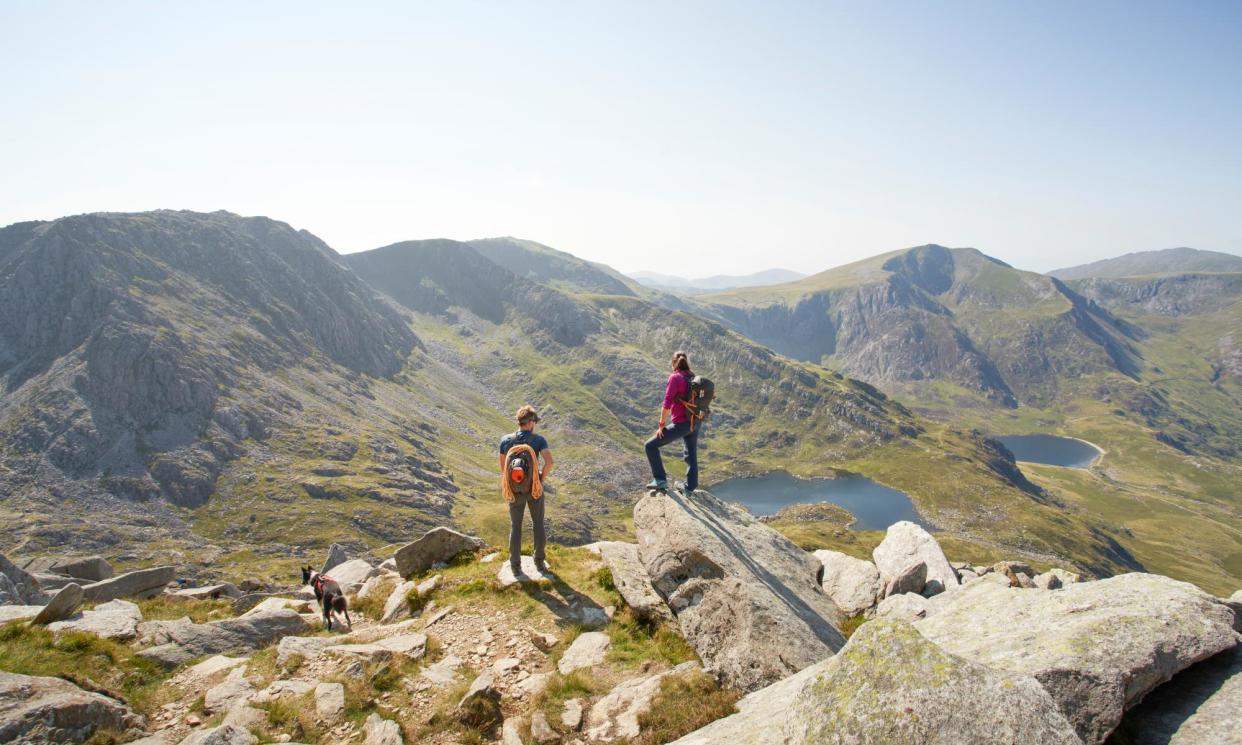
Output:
(645, 351), (698, 494)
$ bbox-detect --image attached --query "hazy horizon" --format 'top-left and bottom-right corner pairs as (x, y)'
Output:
(3, 2), (1240, 276)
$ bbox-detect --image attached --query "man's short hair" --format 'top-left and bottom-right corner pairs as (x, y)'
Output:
(516, 405), (539, 424)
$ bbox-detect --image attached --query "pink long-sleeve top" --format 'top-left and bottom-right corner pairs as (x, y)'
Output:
(661, 371), (693, 424)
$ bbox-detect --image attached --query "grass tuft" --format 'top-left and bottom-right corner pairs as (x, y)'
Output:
(635, 669), (740, 744)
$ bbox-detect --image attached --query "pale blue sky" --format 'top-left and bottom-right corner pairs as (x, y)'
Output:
(2, 1), (1239, 276)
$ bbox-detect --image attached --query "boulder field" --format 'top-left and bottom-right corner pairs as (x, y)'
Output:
(0, 489), (1238, 744)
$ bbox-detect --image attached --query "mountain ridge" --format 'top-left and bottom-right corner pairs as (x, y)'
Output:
(1050, 247), (1242, 280)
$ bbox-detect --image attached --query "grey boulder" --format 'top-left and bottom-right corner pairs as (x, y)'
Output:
(872, 521), (958, 596)
(586, 661), (700, 742)
(321, 543), (348, 574)
(812, 549), (881, 616)
(394, 527), (485, 578)
(635, 489), (844, 692)
(325, 559), (379, 594)
(48, 599), (144, 641)
(137, 609), (310, 668)
(1110, 645), (1241, 745)
(363, 712), (404, 744)
(597, 541), (674, 623)
(30, 582), (84, 625)
(0, 670), (143, 744)
(177, 724), (257, 745)
(49, 556), (114, 582)
(0, 553), (47, 606)
(670, 619), (1081, 745)
(915, 572), (1238, 744)
(82, 565), (176, 603)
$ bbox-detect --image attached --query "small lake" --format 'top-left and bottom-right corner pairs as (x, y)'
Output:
(710, 471), (931, 531)
(997, 435), (1102, 469)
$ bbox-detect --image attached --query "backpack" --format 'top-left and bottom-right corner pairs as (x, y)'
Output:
(683, 375), (715, 430)
(506, 445), (536, 498)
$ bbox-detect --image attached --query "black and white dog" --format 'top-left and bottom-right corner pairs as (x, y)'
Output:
(301, 566), (352, 631)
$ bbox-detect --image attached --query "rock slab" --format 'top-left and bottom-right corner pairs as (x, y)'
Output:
(0, 670), (143, 744)
(597, 541), (674, 622)
(915, 572), (1238, 745)
(138, 609), (310, 668)
(635, 489), (844, 692)
(394, 527), (485, 578)
(82, 565), (176, 603)
(669, 620), (1082, 745)
(558, 631), (612, 675)
(0, 553), (47, 606)
(30, 582), (84, 625)
(48, 599), (143, 640)
(1110, 644), (1241, 745)
(49, 556), (114, 582)
(586, 661), (699, 742)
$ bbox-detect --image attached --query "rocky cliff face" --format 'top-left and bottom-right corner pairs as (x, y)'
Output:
(0, 211), (426, 547)
(699, 244), (1142, 408)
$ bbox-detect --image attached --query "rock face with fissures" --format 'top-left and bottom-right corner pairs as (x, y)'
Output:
(915, 572), (1239, 744)
(634, 488), (845, 692)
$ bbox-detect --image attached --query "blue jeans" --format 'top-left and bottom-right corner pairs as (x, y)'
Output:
(645, 421), (698, 491)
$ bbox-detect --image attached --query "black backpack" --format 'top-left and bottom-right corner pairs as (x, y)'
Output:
(684, 375), (715, 429)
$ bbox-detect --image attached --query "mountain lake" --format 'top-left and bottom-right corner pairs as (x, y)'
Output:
(709, 471), (931, 531)
(996, 434), (1102, 468)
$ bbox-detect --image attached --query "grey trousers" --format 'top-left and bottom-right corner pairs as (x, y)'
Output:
(508, 492), (546, 569)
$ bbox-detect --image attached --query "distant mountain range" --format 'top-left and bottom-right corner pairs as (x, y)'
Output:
(2, 214), (1240, 594)
(628, 268), (806, 293)
(1050, 247), (1242, 280)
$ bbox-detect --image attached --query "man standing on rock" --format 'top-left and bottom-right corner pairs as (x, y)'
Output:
(500, 405), (554, 575)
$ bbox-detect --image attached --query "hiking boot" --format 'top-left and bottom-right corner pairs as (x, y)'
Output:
(509, 562), (523, 577)
(645, 479), (668, 491)
(534, 560), (551, 574)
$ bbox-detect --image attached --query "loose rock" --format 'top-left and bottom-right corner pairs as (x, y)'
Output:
(314, 681), (346, 720)
(812, 549), (882, 616)
(0, 670), (144, 744)
(531, 710), (559, 743)
(363, 712), (403, 745)
(597, 541), (674, 622)
(558, 631), (611, 674)
(321, 543), (348, 574)
(586, 662), (700, 742)
(178, 724), (258, 744)
(872, 521), (958, 596)
(393, 527), (485, 578)
(30, 582), (84, 625)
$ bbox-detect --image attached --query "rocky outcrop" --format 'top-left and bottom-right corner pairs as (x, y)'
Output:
(635, 489), (844, 692)
(81, 566), (176, 603)
(394, 527), (485, 578)
(915, 573), (1239, 744)
(137, 609), (310, 668)
(670, 620), (1082, 745)
(0, 670), (143, 744)
(1110, 645), (1241, 745)
(872, 521), (958, 596)
(812, 549), (882, 616)
(596, 542), (673, 623)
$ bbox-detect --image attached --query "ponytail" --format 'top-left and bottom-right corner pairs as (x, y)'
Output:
(672, 351), (693, 377)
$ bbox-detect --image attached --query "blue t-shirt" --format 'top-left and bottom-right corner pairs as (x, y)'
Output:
(499, 430), (548, 456)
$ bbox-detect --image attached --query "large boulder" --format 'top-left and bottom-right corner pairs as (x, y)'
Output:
(49, 556), (114, 582)
(586, 662), (699, 742)
(0, 553), (47, 606)
(669, 619), (1082, 745)
(635, 489), (844, 692)
(137, 609), (310, 668)
(1109, 645), (1241, 745)
(596, 542), (674, 623)
(81, 566), (176, 603)
(915, 572), (1238, 744)
(393, 527), (485, 578)
(325, 559), (379, 594)
(872, 521), (958, 596)
(47, 599), (143, 641)
(0, 670), (144, 744)
(381, 580), (417, 623)
(813, 549), (882, 616)
(321, 543), (348, 574)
